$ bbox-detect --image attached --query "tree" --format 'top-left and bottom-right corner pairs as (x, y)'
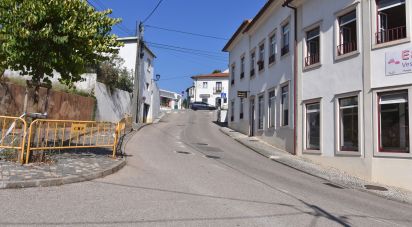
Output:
(0, 0), (122, 90)
(96, 54), (133, 93)
(212, 69), (222, 74)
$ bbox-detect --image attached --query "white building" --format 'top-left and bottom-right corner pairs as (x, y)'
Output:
(117, 37), (160, 124)
(190, 72), (229, 109)
(225, 0), (412, 191)
(223, 1), (295, 153)
(159, 89), (182, 110)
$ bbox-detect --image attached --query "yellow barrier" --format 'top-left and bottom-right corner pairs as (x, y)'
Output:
(25, 119), (123, 164)
(0, 115), (27, 163)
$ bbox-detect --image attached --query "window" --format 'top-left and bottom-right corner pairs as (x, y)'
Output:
(231, 101), (235, 122)
(338, 10), (357, 55)
(231, 65), (235, 85)
(258, 95), (264, 129)
(339, 96), (358, 151)
(306, 103), (321, 150)
(376, 0), (406, 44)
(215, 82), (222, 93)
(250, 52), (255, 77)
(147, 59), (152, 72)
(258, 43), (265, 71)
(203, 82), (208, 88)
(269, 34), (276, 64)
(240, 98), (244, 119)
(202, 98), (208, 103)
(378, 91), (409, 152)
(240, 57), (245, 79)
(305, 27), (320, 66)
(281, 85), (289, 126)
(268, 91), (276, 128)
(281, 23), (290, 56)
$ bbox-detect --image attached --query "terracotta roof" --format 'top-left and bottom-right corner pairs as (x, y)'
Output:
(191, 72), (229, 79)
(222, 20), (251, 52)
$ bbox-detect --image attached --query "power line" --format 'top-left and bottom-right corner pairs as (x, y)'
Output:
(146, 25), (228, 40)
(142, 0), (164, 24)
(147, 45), (227, 62)
(145, 41), (226, 55)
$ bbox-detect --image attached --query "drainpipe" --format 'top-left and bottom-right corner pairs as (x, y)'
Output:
(282, 0), (297, 155)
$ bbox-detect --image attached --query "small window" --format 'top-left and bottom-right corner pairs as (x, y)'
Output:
(231, 101), (235, 122)
(250, 52), (256, 77)
(281, 85), (289, 126)
(338, 10), (357, 55)
(281, 23), (290, 56)
(306, 103), (321, 150)
(269, 34), (276, 64)
(215, 82), (222, 93)
(147, 59), (152, 72)
(258, 95), (264, 129)
(268, 91), (276, 128)
(258, 43), (265, 71)
(203, 82), (208, 89)
(339, 96), (359, 151)
(202, 98), (208, 103)
(231, 65), (235, 85)
(240, 98), (244, 119)
(305, 27), (320, 66)
(240, 57), (245, 79)
(376, 0), (406, 44)
(378, 90), (409, 153)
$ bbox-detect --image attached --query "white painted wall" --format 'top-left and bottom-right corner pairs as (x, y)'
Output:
(193, 77), (229, 108)
(94, 81), (132, 122)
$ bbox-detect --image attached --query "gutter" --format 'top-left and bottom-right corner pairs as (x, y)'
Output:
(282, 0), (297, 155)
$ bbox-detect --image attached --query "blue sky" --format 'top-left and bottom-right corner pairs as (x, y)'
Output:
(91, 0), (266, 94)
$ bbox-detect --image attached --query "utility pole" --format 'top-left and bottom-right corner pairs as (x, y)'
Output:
(132, 21), (144, 125)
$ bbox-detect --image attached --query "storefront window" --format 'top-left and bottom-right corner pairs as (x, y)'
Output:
(258, 95), (264, 129)
(306, 103), (320, 150)
(379, 91), (409, 152)
(339, 96), (358, 151)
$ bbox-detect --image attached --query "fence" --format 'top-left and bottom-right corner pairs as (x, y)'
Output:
(0, 115), (132, 164)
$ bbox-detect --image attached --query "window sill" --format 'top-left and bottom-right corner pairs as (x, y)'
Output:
(303, 62), (321, 72)
(374, 151), (412, 159)
(303, 149), (321, 155)
(335, 150), (361, 157)
(335, 50), (360, 62)
(281, 51), (290, 60)
(268, 61), (276, 68)
(372, 37), (410, 50)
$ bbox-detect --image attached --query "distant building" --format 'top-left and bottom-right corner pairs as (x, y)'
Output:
(190, 72), (229, 108)
(159, 89), (182, 110)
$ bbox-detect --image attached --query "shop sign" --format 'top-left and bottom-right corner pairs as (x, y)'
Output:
(237, 91), (248, 98)
(386, 49), (412, 76)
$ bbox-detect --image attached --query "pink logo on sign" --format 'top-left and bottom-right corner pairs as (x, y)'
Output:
(388, 58), (400, 64)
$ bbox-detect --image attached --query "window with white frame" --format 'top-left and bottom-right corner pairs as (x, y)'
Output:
(203, 82), (208, 88)
(281, 85), (289, 126)
(258, 43), (265, 71)
(240, 98), (244, 119)
(269, 34), (276, 64)
(338, 10), (357, 55)
(250, 51), (256, 77)
(258, 95), (264, 129)
(339, 96), (358, 151)
(147, 59), (152, 72)
(231, 100), (235, 122)
(306, 102), (321, 150)
(215, 82), (222, 93)
(268, 90), (276, 128)
(305, 27), (320, 66)
(240, 57), (245, 79)
(281, 23), (290, 56)
(375, 0), (406, 44)
(378, 90), (409, 153)
(231, 65), (235, 85)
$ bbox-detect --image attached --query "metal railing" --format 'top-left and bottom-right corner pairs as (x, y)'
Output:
(337, 41), (357, 56)
(0, 115), (27, 163)
(305, 53), (320, 67)
(376, 26), (407, 44)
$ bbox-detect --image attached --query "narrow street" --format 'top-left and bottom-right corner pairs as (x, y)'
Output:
(0, 110), (411, 226)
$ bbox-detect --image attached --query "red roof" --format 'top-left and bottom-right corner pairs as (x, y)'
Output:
(191, 72), (229, 79)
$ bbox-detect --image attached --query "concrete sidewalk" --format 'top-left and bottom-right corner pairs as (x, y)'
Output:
(219, 126), (412, 205)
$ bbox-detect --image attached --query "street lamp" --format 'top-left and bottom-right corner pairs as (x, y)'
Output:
(154, 74), (160, 81)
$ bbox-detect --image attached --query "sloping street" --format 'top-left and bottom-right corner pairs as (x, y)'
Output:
(0, 110), (411, 226)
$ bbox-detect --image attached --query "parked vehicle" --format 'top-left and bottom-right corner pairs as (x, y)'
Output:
(190, 102), (216, 110)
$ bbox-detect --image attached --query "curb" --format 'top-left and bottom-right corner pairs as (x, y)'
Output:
(219, 127), (412, 205)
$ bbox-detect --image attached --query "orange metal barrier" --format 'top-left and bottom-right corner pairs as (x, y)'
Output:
(0, 115), (27, 163)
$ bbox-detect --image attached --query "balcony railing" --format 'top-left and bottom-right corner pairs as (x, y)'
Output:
(213, 87), (223, 94)
(250, 68), (255, 77)
(268, 55), (275, 64)
(376, 26), (407, 44)
(281, 45), (289, 56)
(337, 41), (357, 56)
(305, 53), (320, 67)
(257, 60), (264, 71)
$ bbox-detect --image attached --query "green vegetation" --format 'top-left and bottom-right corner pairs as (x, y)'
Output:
(96, 54), (134, 93)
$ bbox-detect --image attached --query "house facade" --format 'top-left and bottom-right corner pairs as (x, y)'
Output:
(225, 0), (412, 191)
(159, 89), (183, 110)
(223, 1), (296, 153)
(190, 72), (229, 108)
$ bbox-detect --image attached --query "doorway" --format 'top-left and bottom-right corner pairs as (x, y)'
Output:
(249, 98), (255, 136)
(143, 104), (150, 123)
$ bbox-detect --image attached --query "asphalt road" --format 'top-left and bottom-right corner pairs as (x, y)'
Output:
(0, 110), (411, 226)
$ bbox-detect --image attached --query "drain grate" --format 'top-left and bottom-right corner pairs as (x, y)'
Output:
(364, 185), (388, 191)
(205, 155), (220, 159)
(175, 151), (191, 155)
(323, 182), (344, 189)
(196, 143), (208, 146)
(249, 139), (259, 142)
(200, 146), (223, 152)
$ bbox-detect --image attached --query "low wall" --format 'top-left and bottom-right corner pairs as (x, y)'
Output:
(0, 82), (95, 120)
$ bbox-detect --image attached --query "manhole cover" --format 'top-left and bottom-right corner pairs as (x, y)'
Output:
(364, 185), (388, 191)
(196, 143), (208, 146)
(323, 182), (344, 189)
(205, 155), (220, 159)
(175, 151), (191, 155)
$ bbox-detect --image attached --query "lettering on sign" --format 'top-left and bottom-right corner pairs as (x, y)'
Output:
(237, 91), (248, 98)
(386, 49), (412, 76)
(71, 123), (87, 133)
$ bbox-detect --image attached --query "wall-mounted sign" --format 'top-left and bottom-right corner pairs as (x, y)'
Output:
(199, 94), (210, 98)
(386, 49), (412, 76)
(221, 93), (227, 99)
(237, 91), (248, 98)
(71, 123), (87, 133)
